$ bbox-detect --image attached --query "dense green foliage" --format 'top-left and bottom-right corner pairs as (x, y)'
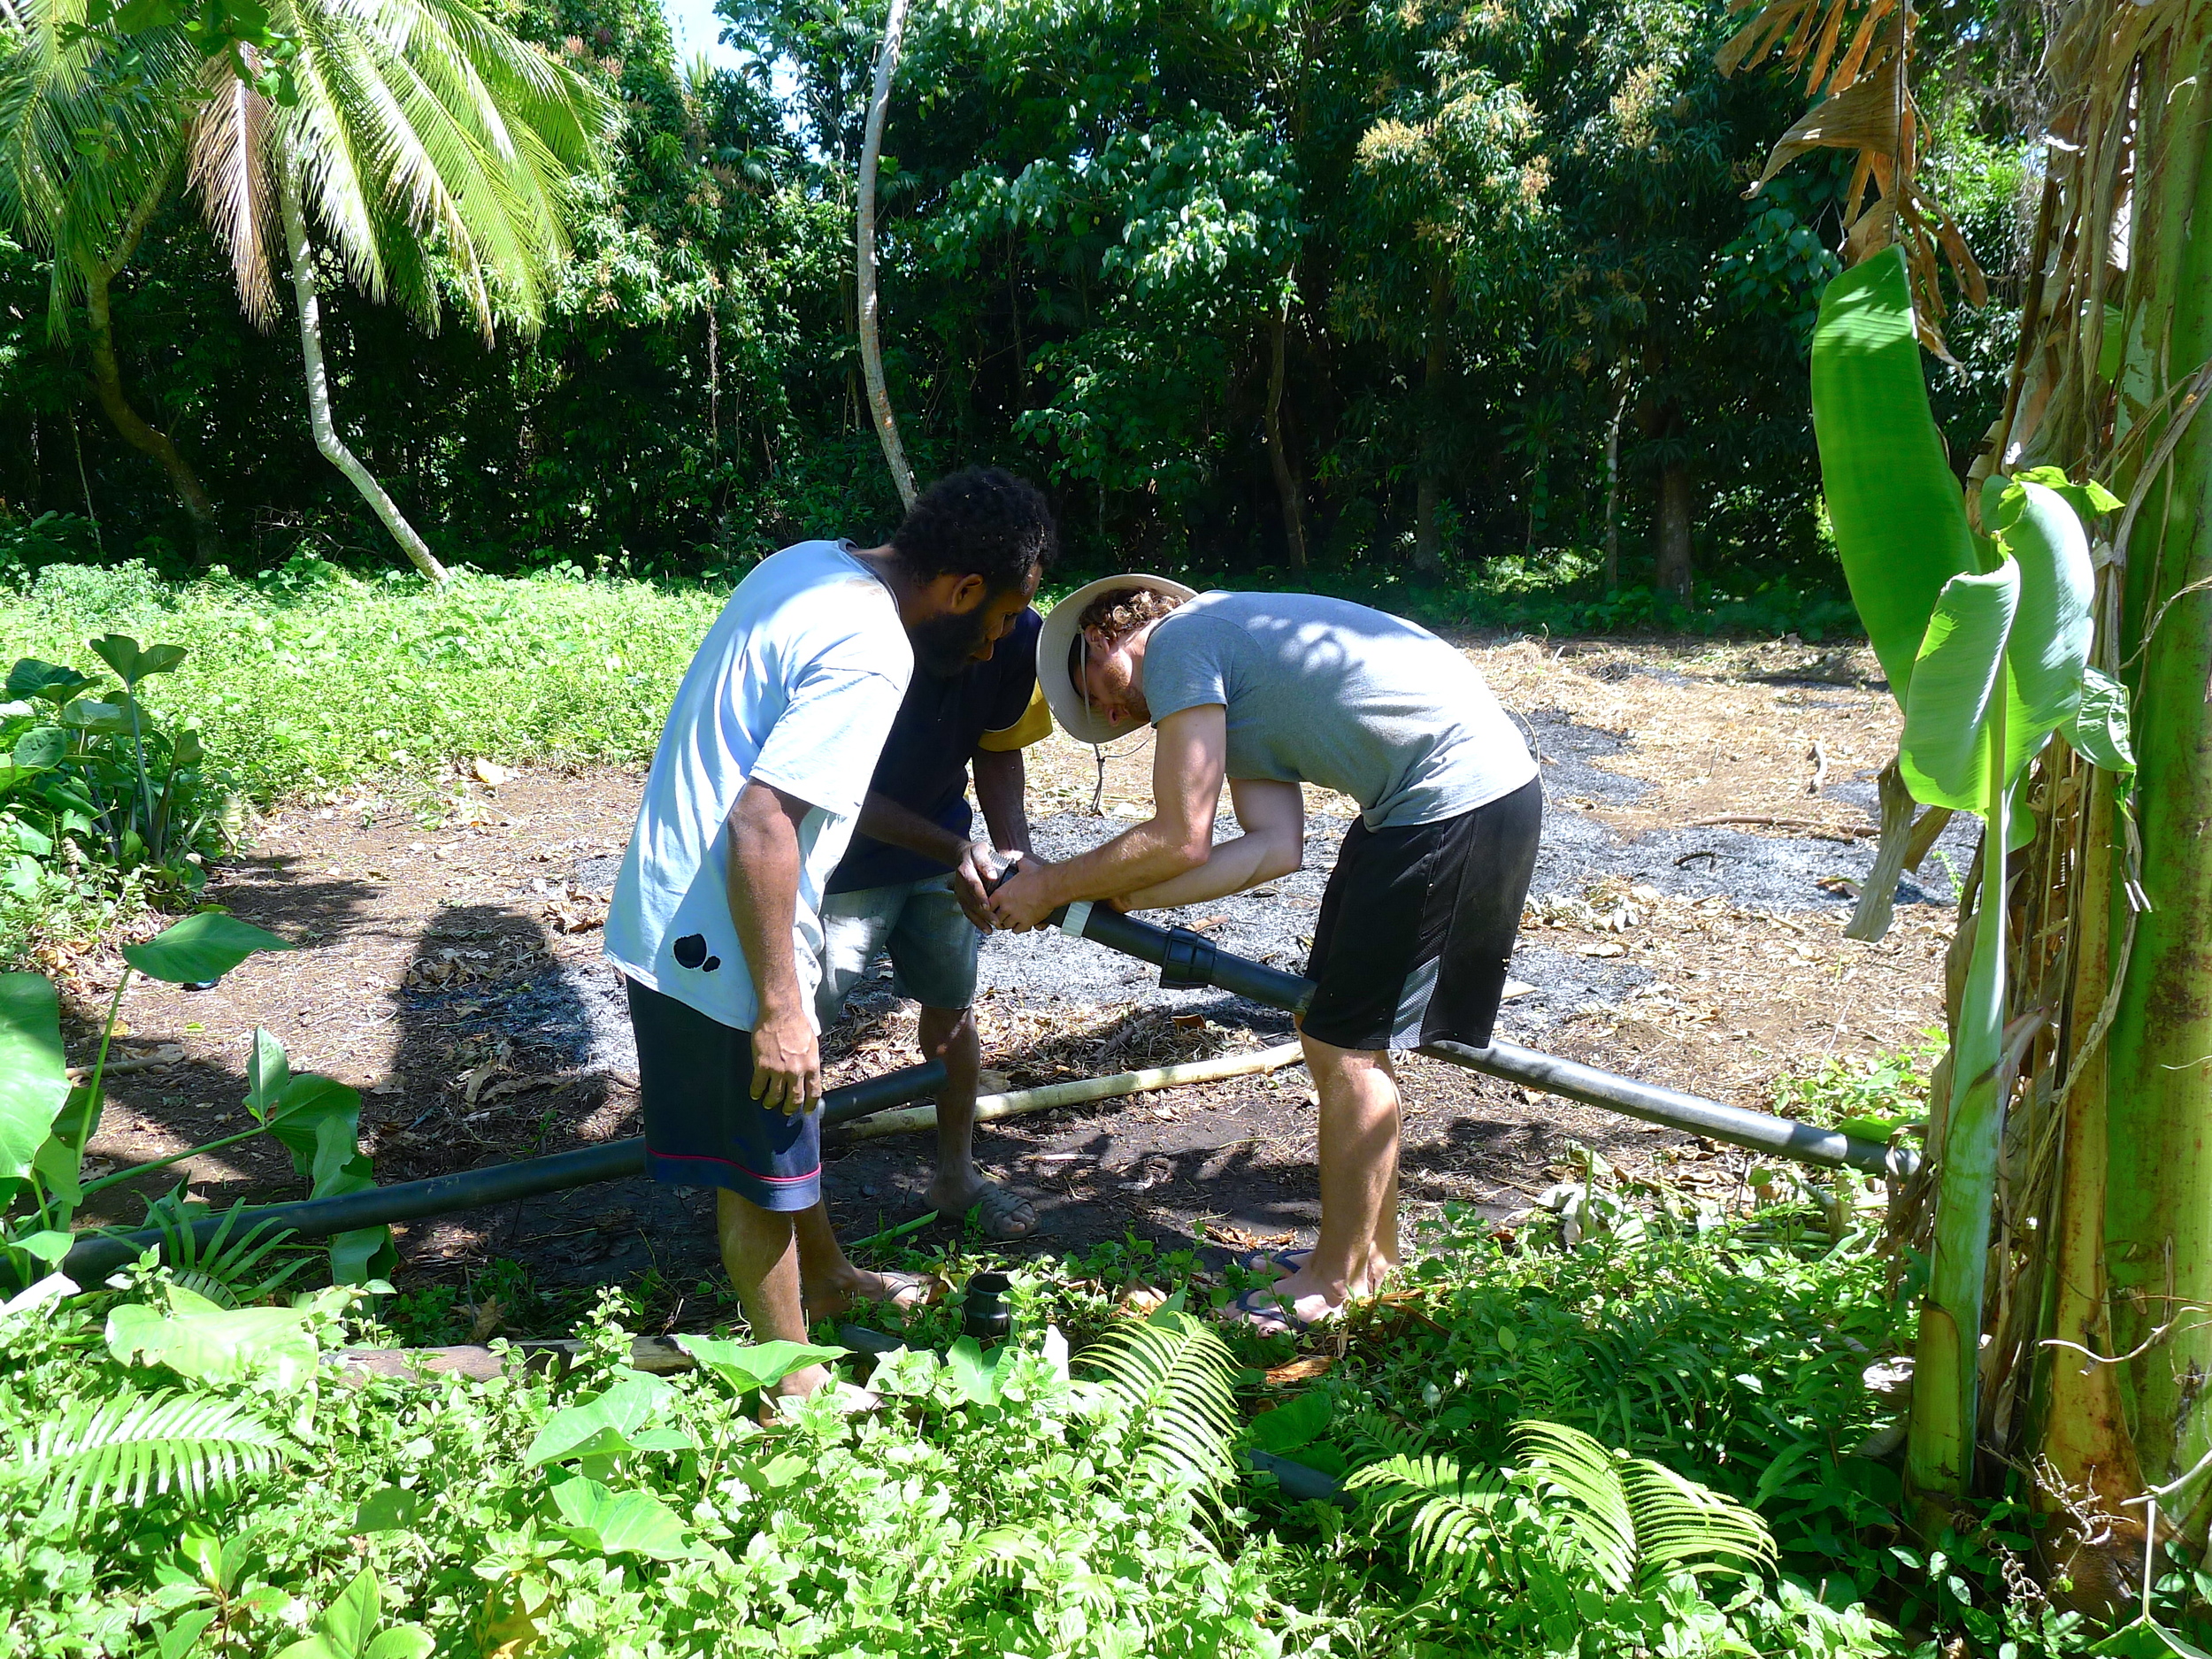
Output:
(0, 0), (2032, 603)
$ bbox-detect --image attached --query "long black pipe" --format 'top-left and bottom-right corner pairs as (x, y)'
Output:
(1048, 902), (1918, 1182)
(60, 1060), (948, 1283)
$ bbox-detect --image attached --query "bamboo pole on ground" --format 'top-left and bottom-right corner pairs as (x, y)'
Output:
(835, 1042), (1308, 1141)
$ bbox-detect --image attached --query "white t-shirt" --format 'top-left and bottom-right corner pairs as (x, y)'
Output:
(605, 541), (911, 1032)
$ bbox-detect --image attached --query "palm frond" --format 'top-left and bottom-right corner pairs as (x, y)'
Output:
(1345, 1451), (1510, 1588)
(1072, 1310), (1238, 1490)
(184, 55), (277, 326)
(6, 1389), (288, 1517)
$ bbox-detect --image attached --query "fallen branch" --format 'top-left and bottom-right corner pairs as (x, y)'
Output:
(835, 1042), (1308, 1142)
(1687, 815), (1878, 839)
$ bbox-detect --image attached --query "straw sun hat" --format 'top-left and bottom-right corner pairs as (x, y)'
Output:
(1036, 573), (1198, 745)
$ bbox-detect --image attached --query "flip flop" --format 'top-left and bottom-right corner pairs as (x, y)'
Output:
(806, 1270), (936, 1322)
(1234, 1248), (1312, 1279)
(1226, 1286), (1331, 1336)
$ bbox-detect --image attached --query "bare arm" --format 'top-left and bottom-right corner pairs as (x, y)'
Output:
(972, 747), (1033, 856)
(726, 779), (820, 1114)
(1112, 777), (1304, 910)
(853, 780), (1013, 932)
(988, 705), (1226, 928)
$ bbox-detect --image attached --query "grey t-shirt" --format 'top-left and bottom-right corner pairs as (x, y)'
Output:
(1142, 591), (1537, 829)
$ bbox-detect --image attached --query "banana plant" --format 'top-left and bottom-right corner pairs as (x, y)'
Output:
(1810, 247), (2132, 1499)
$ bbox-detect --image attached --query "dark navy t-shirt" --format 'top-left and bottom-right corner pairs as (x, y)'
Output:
(826, 609), (1041, 894)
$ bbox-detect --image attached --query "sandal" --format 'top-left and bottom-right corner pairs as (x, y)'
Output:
(1225, 1286), (1333, 1337)
(806, 1269), (937, 1321)
(1234, 1248), (1311, 1279)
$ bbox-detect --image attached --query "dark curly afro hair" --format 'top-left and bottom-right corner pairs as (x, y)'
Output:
(891, 467), (1056, 595)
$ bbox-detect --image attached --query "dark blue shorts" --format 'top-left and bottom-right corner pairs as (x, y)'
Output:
(626, 977), (821, 1212)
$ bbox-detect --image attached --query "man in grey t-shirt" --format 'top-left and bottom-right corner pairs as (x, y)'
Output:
(990, 577), (1542, 1335)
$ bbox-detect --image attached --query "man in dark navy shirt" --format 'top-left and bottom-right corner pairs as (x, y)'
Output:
(813, 607), (1051, 1239)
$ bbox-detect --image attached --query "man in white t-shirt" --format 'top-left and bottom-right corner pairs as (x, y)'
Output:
(607, 469), (1054, 1399)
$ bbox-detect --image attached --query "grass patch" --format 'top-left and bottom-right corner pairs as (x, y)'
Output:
(2, 560), (726, 808)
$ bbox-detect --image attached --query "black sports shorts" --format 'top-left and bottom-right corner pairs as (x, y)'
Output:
(1302, 777), (1543, 1053)
(626, 977), (822, 1211)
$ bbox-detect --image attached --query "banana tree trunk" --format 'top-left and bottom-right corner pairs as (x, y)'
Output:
(79, 258), (222, 565)
(857, 0), (918, 511)
(2104, 21), (2212, 1522)
(280, 162), (449, 584)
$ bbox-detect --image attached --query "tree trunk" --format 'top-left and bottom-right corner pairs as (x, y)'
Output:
(2086, 6), (2212, 1540)
(280, 163), (449, 584)
(1263, 310), (1308, 571)
(1413, 273), (1450, 576)
(1603, 373), (1630, 592)
(857, 0), (918, 511)
(79, 258), (221, 564)
(1655, 462), (1693, 601)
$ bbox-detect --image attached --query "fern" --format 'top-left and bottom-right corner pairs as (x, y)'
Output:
(1349, 1419), (1776, 1601)
(1345, 1453), (1510, 1588)
(4, 1388), (288, 1517)
(1072, 1310), (1238, 1489)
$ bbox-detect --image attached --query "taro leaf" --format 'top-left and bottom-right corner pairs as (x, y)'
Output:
(1899, 565), (2021, 810)
(246, 1027), (291, 1118)
(88, 635), (184, 687)
(1809, 247), (1979, 704)
(12, 726), (66, 770)
(523, 1374), (691, 1467)
(946, 1334), (1007, 1406)
(262, 1071), (364, 1187)
(122, 913), (291, 984)
(673, 1334), (847, 1393)
(327, 1224), (396, 1288)
(106, 1286), (322, 1393)
(1247, 1386), (1332, 1455)
(59, 697), (131, 734)
(5, 660), (94, 703)
(0, 973), (66, 1183)
(2065, 667), (2137, 775)
(11, 1228), (72, 1264)
(549, 1476), (704, 1561)
(6, 818), (54, 856)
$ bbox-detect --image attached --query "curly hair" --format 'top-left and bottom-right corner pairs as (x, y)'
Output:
(891, 467), (1056, 595)
(1074, 586), (1185, 645)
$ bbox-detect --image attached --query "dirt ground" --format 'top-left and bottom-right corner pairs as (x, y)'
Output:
(55, 633), (1958, 1302)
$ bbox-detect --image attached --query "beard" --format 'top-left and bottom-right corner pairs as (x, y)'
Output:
(910, 604), (995, 678)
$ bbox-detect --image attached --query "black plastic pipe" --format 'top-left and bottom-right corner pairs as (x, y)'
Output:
(59, 1060), (948, 1284)
(1049, 902), (1918, 1182)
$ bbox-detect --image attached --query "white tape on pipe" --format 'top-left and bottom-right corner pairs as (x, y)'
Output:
(1059, 899), (1094, 939)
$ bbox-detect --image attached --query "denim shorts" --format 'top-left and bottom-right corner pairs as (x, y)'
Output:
(814, 873), (980, 1026)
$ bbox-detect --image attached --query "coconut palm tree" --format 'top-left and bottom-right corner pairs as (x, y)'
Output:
(183, 0), (617, 580)
(0, 4), (224, 561)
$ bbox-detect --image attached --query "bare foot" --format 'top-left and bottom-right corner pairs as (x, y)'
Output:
(928, 1174), (1037, 1240)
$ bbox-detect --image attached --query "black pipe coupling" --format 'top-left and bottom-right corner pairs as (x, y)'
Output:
(1157, 927), (1219, 990)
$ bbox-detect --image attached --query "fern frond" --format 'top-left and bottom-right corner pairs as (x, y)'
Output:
(1617, 1455), (1776, 1583)
(1346, 1452), (1509, 1588)
(1073, 1310), (1237, 1490)
(6, 1389), (288, 1517)
(1509, 1420), (1639, 1593)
